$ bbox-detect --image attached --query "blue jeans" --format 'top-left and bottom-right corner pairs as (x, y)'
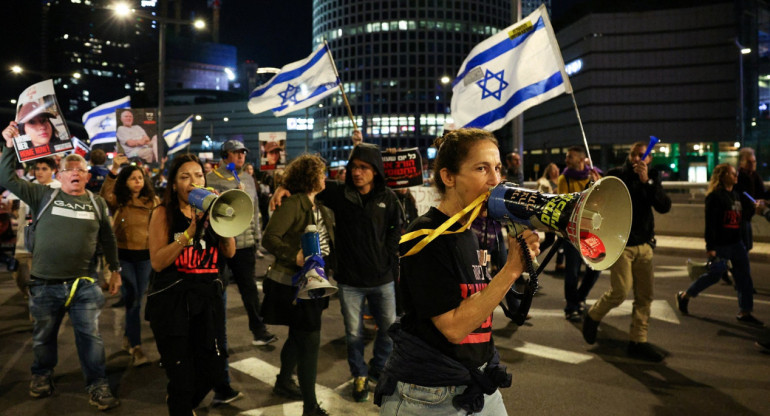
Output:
(686, 241), (754, 312)
(379, 381), (507, 415)
(563, 243), (601, 313)
(121, 259), (151, 347)
(338, 282), (396, 377)
(29, 278), (109, 389)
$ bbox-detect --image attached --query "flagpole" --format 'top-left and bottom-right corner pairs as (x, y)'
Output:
(569, 93), (594, 170)
(323, 40), (358, 131)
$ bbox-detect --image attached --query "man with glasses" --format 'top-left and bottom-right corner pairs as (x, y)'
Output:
(1, 121), (122, 411)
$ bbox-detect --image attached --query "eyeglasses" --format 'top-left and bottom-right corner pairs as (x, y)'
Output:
(61, 168), (88, 175)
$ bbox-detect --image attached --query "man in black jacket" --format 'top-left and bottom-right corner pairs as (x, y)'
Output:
(271, 141), (401, 402)
(581, 141), (671, 362)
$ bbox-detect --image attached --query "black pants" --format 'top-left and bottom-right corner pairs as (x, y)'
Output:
(226, 247), (266, 337)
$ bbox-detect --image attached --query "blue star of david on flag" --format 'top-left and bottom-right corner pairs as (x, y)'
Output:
(476, 69), (509, 101)
(278, 84), (300, 106)
(98, 117), (114, 131)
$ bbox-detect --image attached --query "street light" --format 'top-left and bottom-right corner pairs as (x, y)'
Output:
(735, 38), (751, 145)
(112, 2), (205, 140)
(10, 65), (22, 74)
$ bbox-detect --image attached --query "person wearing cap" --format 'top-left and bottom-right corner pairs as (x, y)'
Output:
(206, 140), (276, 405)
(15, 101), (70, 157)
(116, 110), (158, 164)
(264, 141), (284, 166)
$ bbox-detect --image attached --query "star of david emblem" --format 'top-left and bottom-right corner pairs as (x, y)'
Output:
(476, 69), (509, 101)
(99, 117), (114, 131)
(278, 83), (300, 106)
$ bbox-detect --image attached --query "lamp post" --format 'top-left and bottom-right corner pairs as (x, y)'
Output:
(113, 2), (205, 139)
(735, 38), (751, 145)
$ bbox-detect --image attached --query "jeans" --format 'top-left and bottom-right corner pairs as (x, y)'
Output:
(121, 258), (151, 347)
(226, 247), (267, 337)
(29, 278), (109, 389)
(686, 241), (754, 312)
(379, 381), (507, 416)
(563, 243), (601, 313)
(338, 282), (396, 377)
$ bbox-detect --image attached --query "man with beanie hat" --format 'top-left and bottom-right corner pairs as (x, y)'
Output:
(271, 135), (401, 402)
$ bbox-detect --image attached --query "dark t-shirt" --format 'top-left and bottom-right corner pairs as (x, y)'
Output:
(399, 207), (495, 368)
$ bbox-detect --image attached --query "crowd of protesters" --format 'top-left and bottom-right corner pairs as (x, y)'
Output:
(1, 121), (768, 415)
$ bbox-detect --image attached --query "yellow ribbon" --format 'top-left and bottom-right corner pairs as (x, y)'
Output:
(212, 169), (235, 181)
(64, 277), (95, 308)
(399, 191), (490, 258)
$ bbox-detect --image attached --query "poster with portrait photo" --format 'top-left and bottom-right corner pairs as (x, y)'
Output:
(259, 131), (286, 171)
(114, 108), (160, 165)
(13, 79), (73, 163)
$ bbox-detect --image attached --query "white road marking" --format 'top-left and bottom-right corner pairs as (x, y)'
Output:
(595, 299), (681, 324)
(700, 293), (770, 305)
(510, 341), (593, 364)
(230, 357), (378, 416)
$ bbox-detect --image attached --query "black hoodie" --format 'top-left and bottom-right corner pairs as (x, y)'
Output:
(318, 143), (401, 287)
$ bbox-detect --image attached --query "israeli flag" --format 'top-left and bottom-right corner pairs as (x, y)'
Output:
(163, 115), (194, 155)
(81, 96), (131, 145)
(451, 5), (571, 132)
(248, 43), (341, 116)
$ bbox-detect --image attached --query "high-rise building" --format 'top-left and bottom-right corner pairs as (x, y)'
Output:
(310, 0), (514, 166)
(41, 0), (158, 118)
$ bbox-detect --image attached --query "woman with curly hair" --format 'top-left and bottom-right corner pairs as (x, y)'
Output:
(262, 154), (335, 416)
(100, 153), (159, 366)
(676, 163), (761, 325)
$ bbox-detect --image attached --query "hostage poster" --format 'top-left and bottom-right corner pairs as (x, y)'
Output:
(382, 148), (423, 189)
(13, 79), (74, 163)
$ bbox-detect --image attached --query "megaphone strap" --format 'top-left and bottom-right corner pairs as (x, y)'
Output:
(399, 191), (489, 258)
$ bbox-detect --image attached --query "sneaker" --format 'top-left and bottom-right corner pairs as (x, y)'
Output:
(675, 291), (689, 315)
(303, 404), (330, 416)
(131, 345), (150, 367)
(352, 376), (368, 402)
(273, 376), (303, 400)
(755, 341), (770, 354)
(252, 330), (278, 346)
(211, 385), (244, 406)
(627, 341), (664, 363)
(29, 373), (54, 398)
(565, 310), (582, 322)
(736, 313), (764, 327)
(88, 384), (120, 411)
(582, 314), (599, 345)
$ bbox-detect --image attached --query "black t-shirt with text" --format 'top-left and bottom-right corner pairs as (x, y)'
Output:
(399, 207), (495, 368)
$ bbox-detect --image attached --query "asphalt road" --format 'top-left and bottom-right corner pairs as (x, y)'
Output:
(0, 252), (768, 416)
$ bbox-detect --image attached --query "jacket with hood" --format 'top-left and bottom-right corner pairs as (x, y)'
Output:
(318, 143), (401, 288)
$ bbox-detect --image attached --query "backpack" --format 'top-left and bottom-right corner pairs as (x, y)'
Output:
(24, 188), (102, 252)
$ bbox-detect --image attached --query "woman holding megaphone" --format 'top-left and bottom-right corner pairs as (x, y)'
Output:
(262, 154), (335, 416)
(145, 154), (236, 416)
(375, 128), (539, 415)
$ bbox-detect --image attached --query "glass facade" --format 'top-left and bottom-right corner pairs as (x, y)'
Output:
(310, 0), (512, 165)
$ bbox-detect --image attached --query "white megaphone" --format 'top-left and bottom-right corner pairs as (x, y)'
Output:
(487, 176), (632, 270)
(188, 187), (254, 238)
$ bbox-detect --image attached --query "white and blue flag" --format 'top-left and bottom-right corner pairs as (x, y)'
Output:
(163, 115), (194, 155)
(248, 43), (341, 116)
(81, 96), (131, 145)
(451, 5), (571, 132)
